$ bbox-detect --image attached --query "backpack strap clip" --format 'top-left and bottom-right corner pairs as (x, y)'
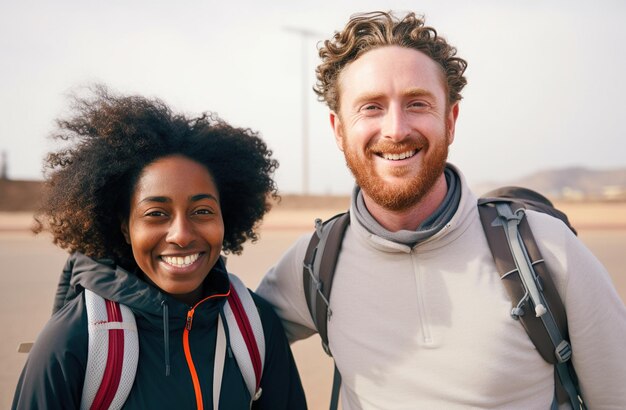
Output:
(494, 202), (548, 317)
(555, 340), (572, 364)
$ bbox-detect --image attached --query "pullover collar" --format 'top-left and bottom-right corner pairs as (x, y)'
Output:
(352, 165), (461, 247)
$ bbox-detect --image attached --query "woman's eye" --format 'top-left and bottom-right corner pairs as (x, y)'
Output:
(194, 208), (214, 215)
(145, 210), (166, 217)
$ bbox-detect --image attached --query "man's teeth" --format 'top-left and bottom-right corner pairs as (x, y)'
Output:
(382, 150), (417, 161)
(162, 254), (200, 267)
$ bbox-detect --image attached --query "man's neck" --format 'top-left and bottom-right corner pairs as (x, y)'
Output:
(362, 174), (449, 232)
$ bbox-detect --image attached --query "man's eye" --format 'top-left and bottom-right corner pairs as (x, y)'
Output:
(363, 104), (379, 110)
(194, 209), (214, 215)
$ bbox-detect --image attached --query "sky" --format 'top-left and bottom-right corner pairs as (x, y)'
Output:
(1, 0), (625, 195)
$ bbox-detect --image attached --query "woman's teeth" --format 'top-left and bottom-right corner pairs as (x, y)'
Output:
(162, 253), (199, 267)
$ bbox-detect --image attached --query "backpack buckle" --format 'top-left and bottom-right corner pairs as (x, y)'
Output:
(555, 340), (572, 363)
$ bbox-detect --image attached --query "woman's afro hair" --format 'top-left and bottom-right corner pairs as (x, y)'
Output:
(34, 85), (279, 266)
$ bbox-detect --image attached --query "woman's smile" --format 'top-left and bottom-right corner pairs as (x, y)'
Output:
(160, 253), (201, 269)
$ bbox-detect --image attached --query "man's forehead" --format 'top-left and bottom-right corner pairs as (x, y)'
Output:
(336, 46), (448, 102)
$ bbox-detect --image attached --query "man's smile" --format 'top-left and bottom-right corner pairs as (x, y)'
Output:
(378, 149), (418, 161)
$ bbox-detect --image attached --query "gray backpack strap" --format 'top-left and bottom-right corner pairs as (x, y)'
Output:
(302, 211), (350, 410)
(478, 200), (585, 409)
(302, 212), (350, 355)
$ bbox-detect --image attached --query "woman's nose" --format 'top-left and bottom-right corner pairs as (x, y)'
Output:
(166, 216), (195, 247)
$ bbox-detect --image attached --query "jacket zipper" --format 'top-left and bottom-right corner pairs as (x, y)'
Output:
(182, 290), (230, 410)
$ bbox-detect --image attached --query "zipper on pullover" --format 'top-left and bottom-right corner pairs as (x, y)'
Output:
(412, 252), (433, 344)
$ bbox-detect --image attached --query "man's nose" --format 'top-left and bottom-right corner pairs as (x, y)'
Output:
(382, 105), (411, 142)
(166, 215), (195, 247)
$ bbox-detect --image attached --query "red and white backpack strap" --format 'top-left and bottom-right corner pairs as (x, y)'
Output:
(81, 289), (139, 410)
(214, 274), (265, 408)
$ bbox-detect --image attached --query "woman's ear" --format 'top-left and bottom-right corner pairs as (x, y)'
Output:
(120, 219), (131, 244)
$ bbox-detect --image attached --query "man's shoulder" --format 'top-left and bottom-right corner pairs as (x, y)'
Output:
(524, 208), (577, 241)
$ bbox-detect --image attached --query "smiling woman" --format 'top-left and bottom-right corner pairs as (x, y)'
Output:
(11, 85), (307, 409)
(122, 156), (226, 306)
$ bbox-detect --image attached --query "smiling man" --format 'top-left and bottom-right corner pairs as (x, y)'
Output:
(331, 45), (456, 229)
(257, 10), (626, 409)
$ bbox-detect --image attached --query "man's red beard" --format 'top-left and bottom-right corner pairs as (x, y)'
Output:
(343, 133), (449, 212)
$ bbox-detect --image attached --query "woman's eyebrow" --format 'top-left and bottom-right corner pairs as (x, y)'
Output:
(190, 193), (218, 202)
(138, 194), (218, 204)
(139, 196), (170, 204)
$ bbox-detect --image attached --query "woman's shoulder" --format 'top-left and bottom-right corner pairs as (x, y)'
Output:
(31, 293), (89, 365)
(12, 293), (89, 409)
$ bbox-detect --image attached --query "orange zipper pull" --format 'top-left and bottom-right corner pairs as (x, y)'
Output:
(186, 309), (194, 330)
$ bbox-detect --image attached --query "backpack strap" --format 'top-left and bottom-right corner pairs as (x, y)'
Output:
(214, 315), (227, 409)
(302, 211), (350, 356)
(302, 211), (350, 410)
(217, 273), (265, 407)
(81, 289), (139, 410)
(478, 199), (585, 409)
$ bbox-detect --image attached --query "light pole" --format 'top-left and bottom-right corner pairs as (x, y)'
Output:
(0, 150), (7, 180)
(284, 26), (323, 195)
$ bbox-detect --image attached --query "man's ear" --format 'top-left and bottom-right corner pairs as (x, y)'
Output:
(120, 219), (131, 244)
(447, 102), (460, 145)
(330, 111), (344, 151)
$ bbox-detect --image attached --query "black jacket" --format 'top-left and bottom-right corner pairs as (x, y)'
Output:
(12, 253), (307, 409)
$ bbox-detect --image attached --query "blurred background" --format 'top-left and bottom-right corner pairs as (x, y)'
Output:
(1, 0), (625, 195)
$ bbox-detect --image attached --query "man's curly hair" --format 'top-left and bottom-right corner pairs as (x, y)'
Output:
(314, 11), (468, 112)
(34, 85), (279, 268)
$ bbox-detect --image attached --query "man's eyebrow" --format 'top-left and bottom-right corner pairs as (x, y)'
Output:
(352, 88), (435, 105)
(403, 88), (435, 99)
(352, 91), (385, 106)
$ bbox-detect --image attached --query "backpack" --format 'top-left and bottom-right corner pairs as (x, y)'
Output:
(303, 186), (586, 410)
(22, 269), (265, 410)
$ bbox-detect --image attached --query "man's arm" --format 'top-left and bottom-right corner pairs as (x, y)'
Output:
(529, 211), (626, 409)
(256, 233), (318, 343)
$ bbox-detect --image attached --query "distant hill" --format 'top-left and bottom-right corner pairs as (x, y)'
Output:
(473, 167), (626, 201)
(2, 166), (626, 211)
